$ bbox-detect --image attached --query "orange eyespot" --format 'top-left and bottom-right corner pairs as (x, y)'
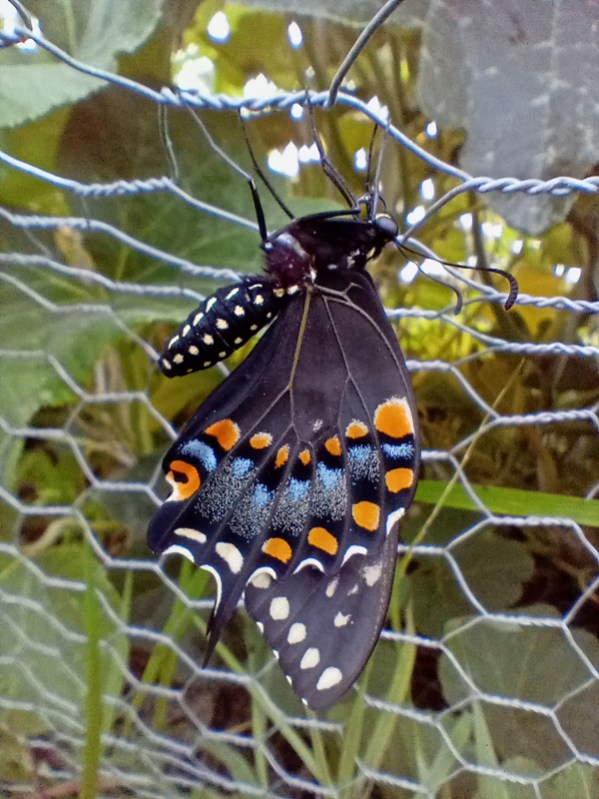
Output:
(250, 432), (272, 449)
(385, 468), (414, 493)
(299, 449), (311, 466)
(308, 527), (338, 555)
(352, 501), (380, 532)
(262, 537), (293, 563)
(374, 398), (413, 439)
(205, 418), (240, 451)
(166, 460), (201, 500)
(346, 420), (368, 439)
(275, 445), (289, 468)
(325, 436), (342, 456)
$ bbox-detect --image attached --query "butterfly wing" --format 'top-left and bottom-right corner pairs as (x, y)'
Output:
(148, 268), (419, 707)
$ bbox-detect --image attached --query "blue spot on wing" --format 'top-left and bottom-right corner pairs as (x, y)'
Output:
(288, 478), (310, 502)
(349, 445), (371, 463)
(382, 442), (415, 460)
(252, 483), (273, 508)
(317, 462), (343, 489)
(231, 457), (253, 478)
(180, 440), (217, 471)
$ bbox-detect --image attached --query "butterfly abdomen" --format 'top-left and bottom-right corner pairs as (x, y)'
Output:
(159, 279), (288, 377)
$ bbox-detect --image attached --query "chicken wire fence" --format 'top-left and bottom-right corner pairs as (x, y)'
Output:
(1, 10), (599, 799)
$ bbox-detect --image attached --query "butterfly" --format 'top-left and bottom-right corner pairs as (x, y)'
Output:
(148, 181), (420, 709)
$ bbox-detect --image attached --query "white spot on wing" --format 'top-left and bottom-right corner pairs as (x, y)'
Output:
(216, 318), (229, 330)
(287, 623), (306, 644)
(175, 528), (207, 544)
(215, 542), (243, 574)
(363, 562), (383, 587)
(173, 354), (184, 364)
(300, 647), (320, 669)
(206, 297), (217, 311)
(316, 667), (343, 691)
(334, 612), (351, 627)
(386, 507), (405, 535)
(202, 333), (214, 345)
(342, 544), (367, 564)
(270, 596), (290, 620)
(162, 544), (195, 562)
(250, 570), (274, 589)
(325, 577), (339, 598)
(234, 305), (245, 316)
(293, 558), (324, 574)
(188, 345), (199, 355)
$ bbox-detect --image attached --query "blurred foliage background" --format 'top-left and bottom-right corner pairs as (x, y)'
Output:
(0, 1), (598, 797)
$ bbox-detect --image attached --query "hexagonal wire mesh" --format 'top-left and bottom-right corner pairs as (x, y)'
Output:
(1, 9), (598, 799)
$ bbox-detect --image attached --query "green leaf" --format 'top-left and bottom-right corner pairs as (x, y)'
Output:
(406, 530), (533, 638)
(439, 605), (599, 772)
(0, 0), (163, 128)
(416, 480), (599, 528)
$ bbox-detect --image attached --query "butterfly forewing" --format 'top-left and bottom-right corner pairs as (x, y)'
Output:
(149, 267), (419, 707)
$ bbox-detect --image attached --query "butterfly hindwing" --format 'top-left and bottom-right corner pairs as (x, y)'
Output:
(148, 267), (419, 706)
(244, 521), (399, 709)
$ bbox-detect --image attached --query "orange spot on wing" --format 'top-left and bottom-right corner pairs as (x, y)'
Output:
(167, 459), (201, 500)
(346, 420), (368, 439)
(250, 432), (272, 449)
(374, 398), (413, 439)
(262, 537), (293, 563)
(308, 527), (338, 555)
(325, 436), (342, 456)
(205, 418), (240, 451)
(385, 468), (414, 493)
(299, 449), (311, 466)
(352, 501), (380, 532)
(275, 445), (289, 468)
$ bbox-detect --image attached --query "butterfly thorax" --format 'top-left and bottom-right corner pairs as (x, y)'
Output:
(263, 211), (398, 288)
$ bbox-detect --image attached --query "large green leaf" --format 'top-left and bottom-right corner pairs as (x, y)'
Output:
(439, 605), (599, 771)
(0, 0), (162, 128)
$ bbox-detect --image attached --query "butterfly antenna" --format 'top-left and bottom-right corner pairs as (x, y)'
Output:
(237, 115), (295, 220)
(179, 93), (269, 241)
(394, 242), (464, 314)
(397, 240), (519, 311)
(306, 94), (357, 208)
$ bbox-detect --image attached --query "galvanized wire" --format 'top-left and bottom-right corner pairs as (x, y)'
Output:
(0, 18), (598, 799)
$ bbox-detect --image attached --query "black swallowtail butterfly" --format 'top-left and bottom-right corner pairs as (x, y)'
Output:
(148, 161), (419, 709)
